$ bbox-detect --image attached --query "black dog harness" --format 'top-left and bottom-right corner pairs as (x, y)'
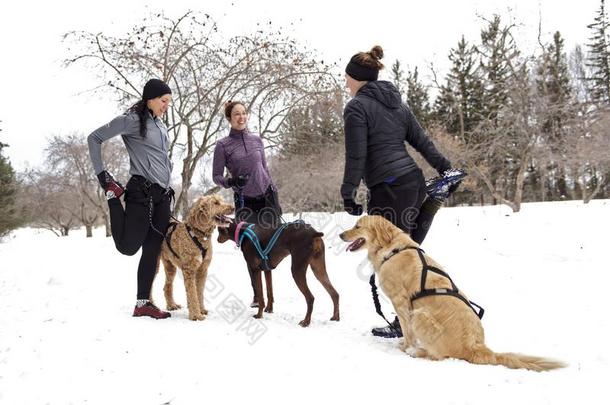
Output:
(371, 246), (484, 326)
(165, 221), (208, 260)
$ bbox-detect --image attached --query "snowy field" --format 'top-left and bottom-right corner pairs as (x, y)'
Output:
(1, 200), (608, 405)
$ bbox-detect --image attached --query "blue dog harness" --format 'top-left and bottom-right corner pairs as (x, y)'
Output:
(237, 220), (304, 270)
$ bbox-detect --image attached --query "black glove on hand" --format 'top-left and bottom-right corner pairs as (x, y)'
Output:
(96, 170), (113, 190)
(228, 174), (249, 188)
(343, 198), (363, 216)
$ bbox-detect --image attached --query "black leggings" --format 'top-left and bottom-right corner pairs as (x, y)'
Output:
(107, 176), (171, 300)
(368, 169), (438, 244)
(234, 186), (282, 229)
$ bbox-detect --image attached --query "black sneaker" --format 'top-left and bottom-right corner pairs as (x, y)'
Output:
(371, 316), (403, 338)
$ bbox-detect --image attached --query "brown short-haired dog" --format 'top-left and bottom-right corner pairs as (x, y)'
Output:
(217, 221), (340, 327)
(340, 215), (565, 371)
(159, 194), (234, 321)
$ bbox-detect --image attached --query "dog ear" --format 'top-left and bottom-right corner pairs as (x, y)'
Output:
(186, 197), (210, 230)
(196, 199), (211, 227)
(371, 218), (396, 247)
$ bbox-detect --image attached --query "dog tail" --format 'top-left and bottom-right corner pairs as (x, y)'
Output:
(312, 235), (325, 257)
(469, 345), (566, 371)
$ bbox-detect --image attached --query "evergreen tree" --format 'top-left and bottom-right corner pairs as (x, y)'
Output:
(390, 59), (406, 96)
(537, 31), (573, 140)
(478, 15), (518, 124)
(405, 66), (432, 128)
(434, 36), (484, 142)
(536, 31), (575, 199)
(586, 0), (610, 104)
(0, 123), (21, 237)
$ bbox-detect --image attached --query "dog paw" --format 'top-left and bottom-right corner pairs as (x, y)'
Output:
(189, 313), (206, 321)
(330, 315), (340, 321)
(399, 339), (414, 352)
(264, 306), (273, 313)
(253, 313), (263, 319)
(298, 319), (310, 327)
(404, 347), (428, 358)
(201, 308), (209, 315)
(167, 303), (182, 311)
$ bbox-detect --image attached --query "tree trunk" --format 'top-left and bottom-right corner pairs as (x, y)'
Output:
(85, 224), (93, 238)
(539, 165), (547, 202)
(103, 212), (111, 237)
(584, 174), (604, 203)
(511, 153), (530, 213)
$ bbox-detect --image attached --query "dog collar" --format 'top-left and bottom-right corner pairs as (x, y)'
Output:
(234, 221), (247, 245)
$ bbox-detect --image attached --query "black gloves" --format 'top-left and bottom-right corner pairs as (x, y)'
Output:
(96, 170), (125, 199)
(228, 174), (249, 188)
(343, 198), (363, 216)
(96, 170), (115, 190)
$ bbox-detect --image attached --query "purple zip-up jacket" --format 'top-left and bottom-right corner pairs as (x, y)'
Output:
(212, 128), (273, 198)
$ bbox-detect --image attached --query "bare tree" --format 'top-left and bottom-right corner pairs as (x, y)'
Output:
(45, 134), (128, 237)
(63, 11), (338, 217)
(20, 170), (78, 236)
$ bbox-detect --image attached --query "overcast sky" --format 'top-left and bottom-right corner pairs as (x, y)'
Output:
(0, 0), (602, 170)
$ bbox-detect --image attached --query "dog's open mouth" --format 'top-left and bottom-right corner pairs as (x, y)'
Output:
(346, 238), (365, 252)
(214, 214), (233, 227)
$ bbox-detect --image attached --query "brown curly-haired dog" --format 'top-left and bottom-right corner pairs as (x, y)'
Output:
(159, 194), (233, 321)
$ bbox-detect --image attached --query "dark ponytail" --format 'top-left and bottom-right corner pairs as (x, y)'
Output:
(127, 100), (148, 138)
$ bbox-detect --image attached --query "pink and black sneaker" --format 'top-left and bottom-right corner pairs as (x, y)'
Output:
(132, 301), (171, 319)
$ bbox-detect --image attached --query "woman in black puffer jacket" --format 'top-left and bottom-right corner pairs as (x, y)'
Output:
(341, 45), (463, 244)
(341, 46), (465, 339)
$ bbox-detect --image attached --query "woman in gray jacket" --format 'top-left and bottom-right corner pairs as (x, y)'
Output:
(88, 79), (173, 319)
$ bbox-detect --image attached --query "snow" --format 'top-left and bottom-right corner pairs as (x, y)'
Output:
(1, 200), (608, 405)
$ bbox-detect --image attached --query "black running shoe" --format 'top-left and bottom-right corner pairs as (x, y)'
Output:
(371, 316), (403, 338)
(425, 168), (467, 200)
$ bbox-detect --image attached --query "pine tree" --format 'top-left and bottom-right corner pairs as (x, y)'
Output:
(537, 31), (573, 141)
(536, 31), (575, 199)
(478, 15), (518, 124)
(434, 36), (484, 142)
(0, 123), (21, 237)
(390, 59), (406, 96)
(405, 66), (432, 128)
(586, 0), (610, 104)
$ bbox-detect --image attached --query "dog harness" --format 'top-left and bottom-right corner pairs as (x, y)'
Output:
(165, 221), (208, 260)
(370, 246), (484, 326)
(234, 220), (304, 271)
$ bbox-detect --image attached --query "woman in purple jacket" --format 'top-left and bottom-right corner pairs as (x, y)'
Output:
(213, 101), (282, 306)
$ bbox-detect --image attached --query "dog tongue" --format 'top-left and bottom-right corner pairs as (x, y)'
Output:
(346, 239), (360, 252)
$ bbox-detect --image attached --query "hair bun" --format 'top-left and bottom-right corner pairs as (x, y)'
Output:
(369, 45), (384, 61)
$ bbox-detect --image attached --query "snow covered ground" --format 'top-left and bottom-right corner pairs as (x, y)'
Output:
(1, 200), (608, 405)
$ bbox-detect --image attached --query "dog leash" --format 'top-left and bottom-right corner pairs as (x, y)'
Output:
(369, 274), (395, 328)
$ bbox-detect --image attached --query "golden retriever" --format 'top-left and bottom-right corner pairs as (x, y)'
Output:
(158, 194), (233, 321)
(340, 215), (565, 371)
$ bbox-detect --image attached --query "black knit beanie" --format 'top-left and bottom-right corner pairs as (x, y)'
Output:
(142, 79), (172, 101)
(345, 55), (379, 82)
